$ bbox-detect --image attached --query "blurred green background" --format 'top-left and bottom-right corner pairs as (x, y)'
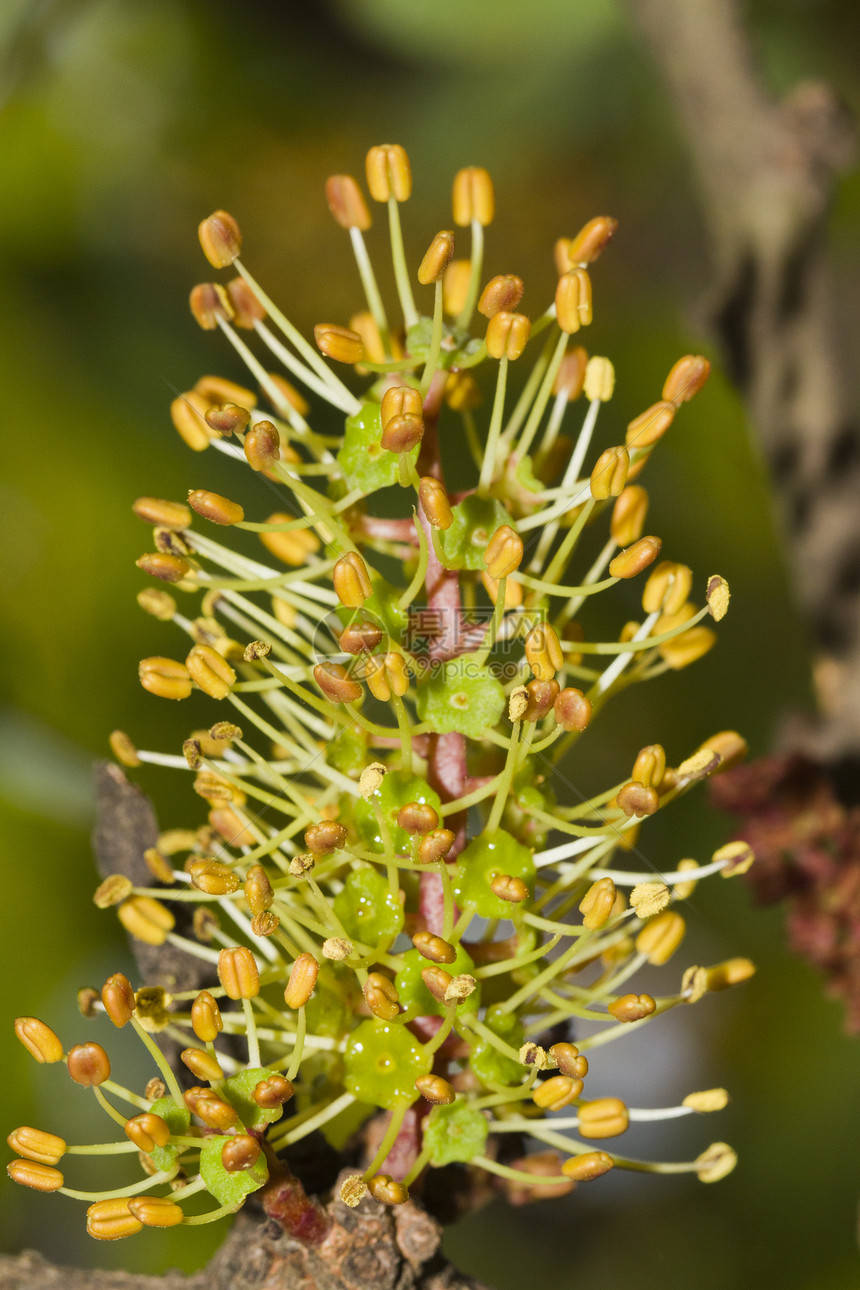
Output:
(1, 0), (858, 1284)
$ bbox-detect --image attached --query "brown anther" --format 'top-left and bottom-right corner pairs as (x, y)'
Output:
(608, 993), (656, 1023)
(714, 840), (755, 878)
(418, 230), (455, 284)
(703, 957), (756, 991)
(226, 276), (266, 328)
(609, 535), (662, 581)
(567, 215), (618, 265)
(325, 174), (371, 230)
(554, 687), (592, 733)
(626, 401), (676, 450)
(489, 873), (529, 903)
(101, 973), (135, 1028)
(700, 730), (748, 773)
(662, 354), (711, 405)
(340, 1176), (368, 1208)
(590, 445), (629, 500)
(561, 1151), (614, 1181)
(198, 210), (242, 268)
(695, 1142), (737, 1183)
(190, 991), (222, 1043)
(193, 907), (219, 943)
(7, 1127), (66, 1166)
(243, 640), (272, 662)
(138, 657), (192, 702)
(684, 1088), (729, 1113)
(314, 662), (363, 704)
(577, 1097), (629, 1139)
(610, 486), (649, 548)
(368, 1173), (409, 1205)
(289, 853), (315, 878)
(381, 413), (424, 454)
(533, 1075), (583, 1111)
(136, 552), (191, 584)
(189, 858), (240, 896)
(553, 347), (588, 400)
(417, 828), (456, 863)
(14, 1017), (63, 1065)
(583, 356), (615, 402)
(244, 865), (274, 916)
(127, 1196), (184, 1228)
(77, 987), (99, 1017)
(137, 587), (177, 621)
(187, 489), (244, 526)
(659, 623), (717, 670)
(478, 274), (525, 318)
(285, 953), (319, 1009)
(632, 744), (666, 790)
(484, 524), (523, 579)
(366, 145), (412, 202)
(412, 931), (456, 964)
(635, 910), (685, 964)
(444, 368), (482, 410)
(189, 1094), (239, 1132)
(486, 310), (531, 360)
(124, 1112), (171, 1153)
(154, 527), (193, 558)
(365, 650), (411, 702)
(617, 781), (660, 818)
(251, 911), (279, 937)
(94, 874), (134, 908)
(254, 1074), (294, 1109)
(642, 561), (694, 615)
(364, 972), (401, 1021)
(519, 1043), (549, 1070)
(415, 1074), (456, 1105)
(524, 622), (563, 682)
(204, 402), (251, 437)
(442, 259), (472, 317)
(340, 620), (384, 654)
(189, 282), (233, 330)
(707, 575), (731, 622)
(221, 1134), (261, 1173)
(549, 1043), (588, 1080)
(452, 166), (494, 226)
(381, 384), (422, 425)
(314, 323), (365, 365)
(322, 937), (353, 961)
(421, 966), (454, 1003)
(305, 821), (347, 854)
(218, 946), (259, 1000)
(444, 974), (476, 1004)
(86, 1197), (142, 1241)
(555, 269), (592, 333)
(118, 894), (175, 945)
(350, 310), (388, 363)
(579, 877), (617, 930)
(333, 551), (373, 607)
(170, 390), (211, 452)
(132, 497), (191, 530)
(508, 687), (529, 722)
(397, 802), (439, 834)
(7, 1160), (64, 1192)
(418, 476), (454, 530)
(144, 1078), (166, 1101)
(182, 738), (203, 770)
(244, 419), (281, 471)
(67, 1042), (111, 1087)
(186, 643), (237, 700)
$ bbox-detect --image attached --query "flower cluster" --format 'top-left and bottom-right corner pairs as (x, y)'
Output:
(9, 146), (755, 1241)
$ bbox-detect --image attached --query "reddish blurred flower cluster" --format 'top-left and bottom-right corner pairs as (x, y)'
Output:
(712, 755), (860, 1031)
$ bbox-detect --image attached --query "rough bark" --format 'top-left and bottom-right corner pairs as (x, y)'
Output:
(626, 0), (859, 765)
(0, 1188), (488, 1290)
